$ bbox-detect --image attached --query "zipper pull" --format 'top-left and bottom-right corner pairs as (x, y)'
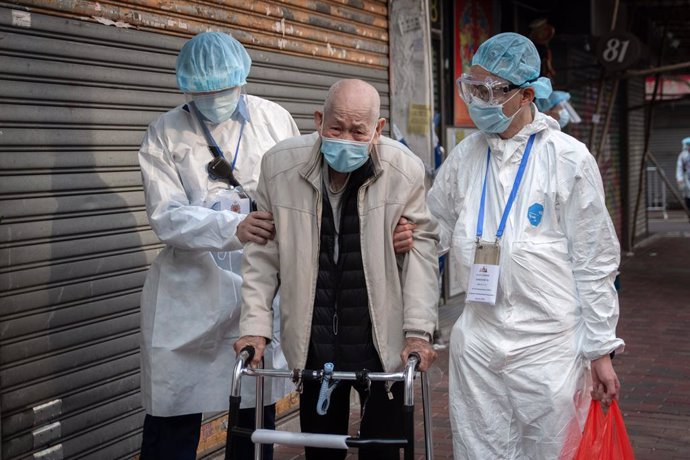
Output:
(332, 311), (339, 336)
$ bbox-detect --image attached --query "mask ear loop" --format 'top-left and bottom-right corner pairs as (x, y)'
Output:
(491, 87), (522, 108)
(499, 90), (529, 123)
(368, 122), (379, 144)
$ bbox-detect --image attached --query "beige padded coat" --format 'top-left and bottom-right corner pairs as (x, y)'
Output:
(239, 132), (440, 372)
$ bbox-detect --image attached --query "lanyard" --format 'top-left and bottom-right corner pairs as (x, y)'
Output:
(189, 101), (245, 172)
(476, 133), (536, 241)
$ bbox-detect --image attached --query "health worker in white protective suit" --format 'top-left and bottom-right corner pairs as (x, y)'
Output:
(535, 90), (582, 130)
(430, 33), (625, 459)
(676, 137), (690, 211)
(138, 32), (300, 460)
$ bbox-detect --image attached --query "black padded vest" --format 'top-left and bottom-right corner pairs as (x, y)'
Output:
(306, 161), (382, 372)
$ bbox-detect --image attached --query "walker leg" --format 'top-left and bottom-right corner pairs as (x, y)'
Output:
(421, 372), (434, 460)
(254, 364), (264, 460)
(403, 404), (414, 460)
(225, 395), (241, 460)
(402, 353), (419, 460)
(226, 347), (254, 460)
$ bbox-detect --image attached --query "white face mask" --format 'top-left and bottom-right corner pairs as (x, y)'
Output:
(189, 87), (241, 124)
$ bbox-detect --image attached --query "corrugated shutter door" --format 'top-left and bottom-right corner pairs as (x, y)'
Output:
(0, 6), (389, 459)
(626, 78), (648, 243)
(8, 0), (390, 69)
(566, 48), (624, 239)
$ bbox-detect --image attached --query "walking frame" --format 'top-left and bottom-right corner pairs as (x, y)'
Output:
(224, 347), (434, 460)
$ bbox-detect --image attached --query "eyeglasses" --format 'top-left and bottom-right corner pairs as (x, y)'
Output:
(207, 156), (240, 187)
(457, 74), (521, 105)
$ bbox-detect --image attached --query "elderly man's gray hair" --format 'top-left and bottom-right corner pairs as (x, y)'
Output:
(322, 79), (381, 123)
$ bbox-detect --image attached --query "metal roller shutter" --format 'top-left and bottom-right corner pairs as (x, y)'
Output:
(7, 0), (390, 69)
(566, 48), (624, 241)
(0, 5), (389, 459)
(625, 77), (648, 245)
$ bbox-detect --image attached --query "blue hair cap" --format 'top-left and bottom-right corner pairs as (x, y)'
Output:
(536, 91), (571, 112)
(683, 137), (690, 147)
(176, 32), (251, 93)
(472, 32), (552, 99)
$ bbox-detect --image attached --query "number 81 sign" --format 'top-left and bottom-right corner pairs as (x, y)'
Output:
(596, 31), (642, 72)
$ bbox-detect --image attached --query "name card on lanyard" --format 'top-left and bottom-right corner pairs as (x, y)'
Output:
(219, 189), (251, 215)
(466, 133), (536, 305)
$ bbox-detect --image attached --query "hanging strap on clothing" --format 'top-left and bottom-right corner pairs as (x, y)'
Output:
(476, 147), (491, 240)
(185, 102), (245, 171)
(316, 362), (340, 415)
(476, 133), (537, 241)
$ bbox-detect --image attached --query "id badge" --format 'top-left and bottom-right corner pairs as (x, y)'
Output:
(466, 240), (500, 305)
(219, 189), (251, 215)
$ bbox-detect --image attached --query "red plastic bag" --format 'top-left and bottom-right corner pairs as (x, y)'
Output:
(600, 401), (635, 459)
(574, 400), (606, 460)
(574, 400), (635, 460)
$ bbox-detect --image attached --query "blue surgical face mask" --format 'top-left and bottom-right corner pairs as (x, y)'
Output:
(558, 108), (570, 129)
(467, 90), (523, 134)
(191, 87), (241, 124)
(320, 129), (376, 173)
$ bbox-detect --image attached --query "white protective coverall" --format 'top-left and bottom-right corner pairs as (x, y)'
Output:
(677, 148), (690, 199)
(428, 109), (624, 459)
(138, 94), (300, 416)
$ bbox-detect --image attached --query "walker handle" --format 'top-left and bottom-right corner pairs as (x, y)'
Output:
(406, 352), (421, 372)
(239, 345), (255, 365)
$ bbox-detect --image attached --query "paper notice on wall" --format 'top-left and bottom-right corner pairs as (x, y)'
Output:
(398, 14), (421, 34)
(408, 104), (431, 136)
(12, 10), (31, 28)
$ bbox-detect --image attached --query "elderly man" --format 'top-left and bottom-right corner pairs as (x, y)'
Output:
(234, 79), (439, 459)
(138, 32), (299, 459)
(398, 32), (624, 459)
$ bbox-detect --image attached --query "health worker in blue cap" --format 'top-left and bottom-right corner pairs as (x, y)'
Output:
(138, 31), (299, 460)
(427, 32), (624, 458)
(677, 137), (690, 210)
(536, 90), (582, 129)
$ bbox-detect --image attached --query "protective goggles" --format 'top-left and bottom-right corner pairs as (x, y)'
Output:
(457, 74), (522, 105)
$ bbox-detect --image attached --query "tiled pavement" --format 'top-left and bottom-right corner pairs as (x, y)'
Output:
(614, 232), (690, 459)
(270, 224), (690, 459)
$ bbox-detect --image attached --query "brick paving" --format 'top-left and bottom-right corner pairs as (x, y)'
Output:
(614, 233), (690, 460)
(268, 231), (690, 460)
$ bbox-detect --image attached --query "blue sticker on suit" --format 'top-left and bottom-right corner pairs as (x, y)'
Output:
(528, 203), (544, 227)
